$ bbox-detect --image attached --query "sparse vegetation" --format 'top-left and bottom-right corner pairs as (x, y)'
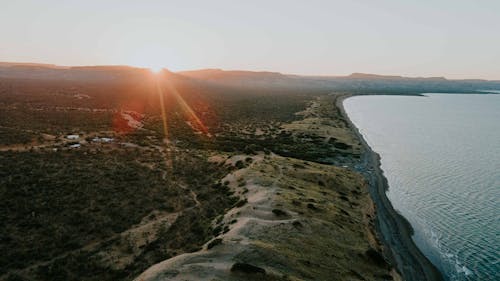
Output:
(0, 66), (460, 280)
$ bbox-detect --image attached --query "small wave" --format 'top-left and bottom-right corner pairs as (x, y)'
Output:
(345, 94), (500, 280)
(419, 223), (476, 280)
(455, 261), (473, 276)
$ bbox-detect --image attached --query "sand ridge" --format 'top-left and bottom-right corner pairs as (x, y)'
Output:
(135, 152), (395, 281)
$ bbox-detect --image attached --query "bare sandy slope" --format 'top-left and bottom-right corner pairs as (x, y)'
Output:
(135, 152), (398, 281)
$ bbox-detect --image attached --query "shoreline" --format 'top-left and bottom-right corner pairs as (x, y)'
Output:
(336, 94), (444, 281)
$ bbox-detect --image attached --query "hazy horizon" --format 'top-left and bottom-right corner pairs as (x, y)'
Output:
(1, 0), (499, 80)
(3, 60), (500, 82)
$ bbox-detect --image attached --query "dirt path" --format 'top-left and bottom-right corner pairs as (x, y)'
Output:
(133, 154), (300, 281)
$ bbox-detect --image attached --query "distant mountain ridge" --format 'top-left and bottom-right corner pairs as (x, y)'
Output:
(0, 62), (499, 93)
(0, 62), (151, 82)
(1, 62), (498, 81)
(0, 62), (68, 69)
(179, 68), (285, 79)
(346, 72), (447, 81)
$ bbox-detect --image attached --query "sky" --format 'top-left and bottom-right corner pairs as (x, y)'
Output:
(1, 0), (499, 79)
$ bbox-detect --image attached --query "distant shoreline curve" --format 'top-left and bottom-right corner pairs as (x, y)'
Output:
(336, 94), (444, 281)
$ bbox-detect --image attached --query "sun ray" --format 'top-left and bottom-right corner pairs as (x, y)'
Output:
(163, 78), (210, 136)
(153, 74), (211, 176)
(155, 76), (173, 173)
(156, 77), (169, 141)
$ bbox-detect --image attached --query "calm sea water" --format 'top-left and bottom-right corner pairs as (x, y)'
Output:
(344, 94), (500, 281)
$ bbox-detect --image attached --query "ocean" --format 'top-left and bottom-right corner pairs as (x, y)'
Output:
(344, 93), (500, 281)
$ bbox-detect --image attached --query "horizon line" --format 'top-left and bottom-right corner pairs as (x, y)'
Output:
(1, 60), (499, 82)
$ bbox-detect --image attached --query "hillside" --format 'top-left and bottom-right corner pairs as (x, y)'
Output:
(0, 64), (493, 280)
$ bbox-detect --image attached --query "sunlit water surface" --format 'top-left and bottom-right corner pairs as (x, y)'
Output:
(344, 94), (500, 281)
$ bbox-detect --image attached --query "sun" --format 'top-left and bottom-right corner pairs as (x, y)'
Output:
(131, 59), (164, 73)
(145, 61), (165, 73)
(150, 66), (164, 73)
(127, 46), (175, 74)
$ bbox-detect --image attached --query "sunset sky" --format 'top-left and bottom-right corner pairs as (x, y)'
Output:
(1, 0), (499, 79)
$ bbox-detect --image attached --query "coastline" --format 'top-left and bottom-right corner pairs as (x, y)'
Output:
(336, 94), (444, 281)
(134, 95), (407, 281)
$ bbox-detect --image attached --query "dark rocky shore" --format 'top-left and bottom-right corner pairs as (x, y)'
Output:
(336, 94), (444, 281)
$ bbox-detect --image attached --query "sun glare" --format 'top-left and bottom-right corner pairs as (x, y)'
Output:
(132, 59), (165, 73)
(149, 65), (163, 73)
(127, 45), (174, 74)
